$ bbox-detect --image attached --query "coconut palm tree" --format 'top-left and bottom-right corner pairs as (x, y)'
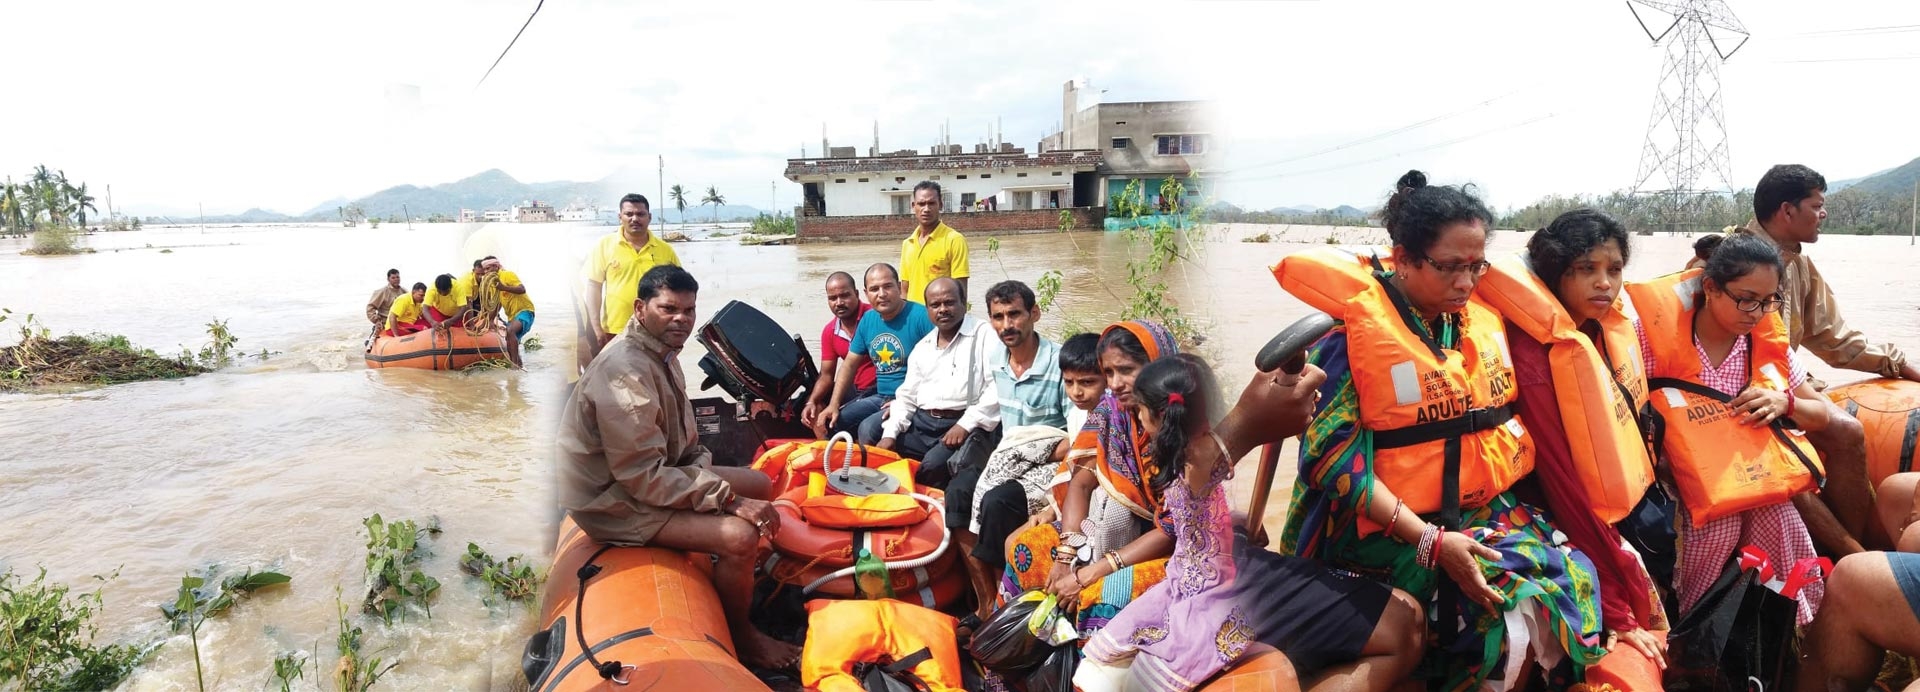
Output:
(668, 184), (689, 223)
(0, 180), (22, 236)
(68, 182), (97, 228)
(701, 186), (725, 223)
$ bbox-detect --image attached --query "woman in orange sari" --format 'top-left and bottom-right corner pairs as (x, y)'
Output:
(1001, 319), (1179, 637)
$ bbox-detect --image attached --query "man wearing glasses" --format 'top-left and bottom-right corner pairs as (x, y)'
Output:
(1734, 164), (1911, 550)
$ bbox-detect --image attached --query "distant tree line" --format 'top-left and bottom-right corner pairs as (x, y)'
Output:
(1501, 186), (1917, 237)
(2, 166), (100, 237)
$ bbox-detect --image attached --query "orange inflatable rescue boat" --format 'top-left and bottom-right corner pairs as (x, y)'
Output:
(521, 518), (769, 692)
(364, 328), (507, 370)
(1827, 377), (1920, 485)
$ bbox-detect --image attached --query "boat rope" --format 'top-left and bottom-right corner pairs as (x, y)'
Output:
(465, 272), (506, 337)
(573, 544), (634, 684)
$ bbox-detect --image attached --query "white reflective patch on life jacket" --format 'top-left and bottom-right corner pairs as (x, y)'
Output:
(1505, 417), (1525, 438)
(1618, 290), (1641, 324)
(1673, 277), (1701, 309)
(1662, 387), (1687, 409)
(1759, 362), (1787, 390)
(1492, 331), (1511, 367)
(1391, 361), (1420, 406)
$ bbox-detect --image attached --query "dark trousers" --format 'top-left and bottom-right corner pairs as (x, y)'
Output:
(892, 410), (1001, 529)
(972, 481), (1030, 571)
(832, 389), (883, 441)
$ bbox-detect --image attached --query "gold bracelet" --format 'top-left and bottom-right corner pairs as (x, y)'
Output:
(1105, 550), (1126, 572)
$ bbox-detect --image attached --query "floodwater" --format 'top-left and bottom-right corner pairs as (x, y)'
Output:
(3, 219), (1917, 688)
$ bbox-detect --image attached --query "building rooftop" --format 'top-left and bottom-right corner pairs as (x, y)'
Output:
(784, 149), (1102, 179)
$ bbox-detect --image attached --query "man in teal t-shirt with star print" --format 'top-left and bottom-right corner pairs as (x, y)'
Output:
(821, 263), (935, 444)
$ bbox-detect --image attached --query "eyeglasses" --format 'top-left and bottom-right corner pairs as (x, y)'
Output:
(1416, 258), (1491, 278)
(1729, 294), (1785, 314)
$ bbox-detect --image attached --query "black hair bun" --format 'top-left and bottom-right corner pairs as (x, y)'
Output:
(1397, 170), (1428, 192)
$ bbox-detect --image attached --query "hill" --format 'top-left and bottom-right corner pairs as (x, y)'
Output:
(1844, 156), (1920, 198)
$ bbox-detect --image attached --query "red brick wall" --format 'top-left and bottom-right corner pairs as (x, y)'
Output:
(797, 207), (1106, 242)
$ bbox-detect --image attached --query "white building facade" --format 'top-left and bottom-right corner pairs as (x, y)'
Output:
(784, 149), (1102, 218)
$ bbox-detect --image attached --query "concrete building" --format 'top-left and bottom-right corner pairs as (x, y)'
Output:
(482, 209), (512, 223)
(513, 201), (556, 223)
(1039, 79), (1214, 211)
(782, 148), (1104, 241)
(557, 204), (598, 222)
(458, 208), (483, 223)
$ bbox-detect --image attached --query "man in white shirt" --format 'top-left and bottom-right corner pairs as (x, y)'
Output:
(877, 276), (1001, 493)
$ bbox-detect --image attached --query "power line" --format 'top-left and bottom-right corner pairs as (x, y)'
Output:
(1772, 55), (1920, 63)
(475, 0), (546, 90)
(1220, 84), (1538, 176)
(1223, 112), (1559, 184)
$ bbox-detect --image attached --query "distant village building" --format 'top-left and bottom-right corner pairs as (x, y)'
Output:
(513, 201), (556, 223)
(482, 209), (512, 223)
(1039, 79), (1213, 211)
(458, 208), (484, 223)
(557, 204), (598, 222)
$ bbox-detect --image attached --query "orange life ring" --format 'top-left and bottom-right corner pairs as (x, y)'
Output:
(770, 550), (967, 607)
(768, 490), (948, 569)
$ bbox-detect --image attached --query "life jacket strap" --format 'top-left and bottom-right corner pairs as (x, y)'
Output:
(1371, 406), (1514, 450)
(1645, 377), (1826, 490)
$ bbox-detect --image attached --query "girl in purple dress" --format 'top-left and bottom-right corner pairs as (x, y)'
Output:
(1076, 353), (1257, 692)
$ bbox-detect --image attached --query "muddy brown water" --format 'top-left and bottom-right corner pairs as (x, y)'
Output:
(2, 220), (1915, 688)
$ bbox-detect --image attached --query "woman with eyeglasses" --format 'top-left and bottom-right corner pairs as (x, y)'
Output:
(1271, 170), (1608, 690)
(1624, 232), (1828, 626)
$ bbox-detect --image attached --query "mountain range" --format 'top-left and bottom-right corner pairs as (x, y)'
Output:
(128, 169), (768, 224)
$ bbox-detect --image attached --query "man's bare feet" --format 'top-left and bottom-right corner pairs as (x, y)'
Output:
(737, 628), (802, 670)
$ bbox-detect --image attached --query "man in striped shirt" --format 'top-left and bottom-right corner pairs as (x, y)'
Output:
(984, 279), (1068, 430)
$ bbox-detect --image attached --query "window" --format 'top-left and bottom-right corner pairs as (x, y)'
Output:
(1111, 137), (1130, 149)
(1115, 121), (1127, 125)
(1017, 172), (1028, 178)
(891, 195), (910, 215)
(895, 177), (906, 183)
(835, 178), (846, 183)
(961, 192), (976, 208)
(980, 174), (991, 179)
(958, 174), (967, 179)
(857, 177), (869, 182)
(1155, 135), (1208, 156)
(1052, 171), (1063, 176)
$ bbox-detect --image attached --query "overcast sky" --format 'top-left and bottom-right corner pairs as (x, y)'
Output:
(5, 1), (1916, 216)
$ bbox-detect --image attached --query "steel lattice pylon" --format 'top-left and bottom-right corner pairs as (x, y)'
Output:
(1627, 0), (1750, 234)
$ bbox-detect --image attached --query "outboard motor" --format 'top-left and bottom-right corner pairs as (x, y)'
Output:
(693, 300), (819, 465)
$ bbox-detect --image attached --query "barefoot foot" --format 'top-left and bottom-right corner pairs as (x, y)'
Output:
(737, 629), (802, 670)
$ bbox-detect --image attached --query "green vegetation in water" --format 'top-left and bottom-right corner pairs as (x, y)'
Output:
(1242, 231), (1274, 243)
(461, 357), (518, 372)
(334, 595), (398, 691)
(159, 568), (293, 630)
(521, 334), (544, 351)
(24, 225), (89, 256)
(272, 651), (308, 692)
(0, 567), (146, 692)
(749, 211), (796, 235)
(460, 542), (543, 605)
(361, 514), (441, 625)
(1, 310), (210, 392)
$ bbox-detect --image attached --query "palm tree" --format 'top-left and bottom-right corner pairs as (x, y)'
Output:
(0, 180), (21, 236)
(701, 186), (725, 223)
(69, 182), (97, 228)
(668, 184), (689, 223)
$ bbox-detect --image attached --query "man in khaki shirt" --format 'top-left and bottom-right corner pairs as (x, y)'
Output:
(365, 268), (405, 327)
(1734, 163), (1918, 550)
(556, 264), (799, 669)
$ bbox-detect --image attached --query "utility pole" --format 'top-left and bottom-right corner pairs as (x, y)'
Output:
(658, 155), (665, 222)
(1911, 180), (1917, 246)
(105, 184), (115, 225)
(771, 180), (776, 217)
(198, 202), (205, 234)
(403, 203), (413, 231)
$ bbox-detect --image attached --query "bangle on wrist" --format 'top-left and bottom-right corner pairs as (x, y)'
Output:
(1387, 499), (1405, 536)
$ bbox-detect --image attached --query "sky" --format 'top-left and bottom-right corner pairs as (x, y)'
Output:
(3, 1), (1916, 217)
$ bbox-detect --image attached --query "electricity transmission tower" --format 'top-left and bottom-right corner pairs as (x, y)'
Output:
(1627, 0), (1750, 234)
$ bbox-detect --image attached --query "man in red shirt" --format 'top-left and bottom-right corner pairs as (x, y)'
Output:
(803, 271), (881, 438)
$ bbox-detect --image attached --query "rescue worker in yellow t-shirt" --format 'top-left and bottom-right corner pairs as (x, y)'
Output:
(423, 274), (470, 333)
(472, 255), (534, 367)
(385, 282), (429, 336)
(578, 193), (681, 373)
(900, 181), (970, 306)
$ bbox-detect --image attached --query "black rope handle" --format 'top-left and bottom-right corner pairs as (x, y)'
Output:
(573, 545), (630, 683)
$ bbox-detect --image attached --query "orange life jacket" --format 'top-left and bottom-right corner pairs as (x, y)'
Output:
(1475, 253), (1655, 523)
(1623, 269), (1824, 527)
(800, 598), (965, 692)
(1275, 247), (1535, 526)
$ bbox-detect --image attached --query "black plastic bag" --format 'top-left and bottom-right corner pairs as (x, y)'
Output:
(1020, 645), (1077, 692)
(969, 592), (1054, 675)
(1665, 551), (1809, 692)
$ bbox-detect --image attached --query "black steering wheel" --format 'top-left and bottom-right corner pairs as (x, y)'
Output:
(1255, 312), (1336, 375)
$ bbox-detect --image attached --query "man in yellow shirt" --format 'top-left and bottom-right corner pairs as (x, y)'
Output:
(385, 282), (429, 336)
(579, 193), (681, 371)
(900, 181), (969, 305)
(478, 256), (535, 367)
(423, 274), (469, 332)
